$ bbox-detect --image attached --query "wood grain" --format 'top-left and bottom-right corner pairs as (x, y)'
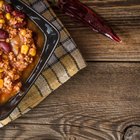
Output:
(0, 62), (140, 140)
(124, 126), (140, 140)
(1, 0), (140, 139)
(53, 0), (140, 61)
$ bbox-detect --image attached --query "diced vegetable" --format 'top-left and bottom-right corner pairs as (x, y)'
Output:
(20, 29), (26, 36)
(21, 44), (29, 55)
(5, 13), (11, 20)
(0, 68), (3, 72)
(29, 48), (36, 56)
(0, 1), (4, 8)
(2, 54), (8, 59)
(0, 79), (3, 88)
(0, 73), (2, 79)
(12, 45), (19, 55)
(0, 19), (5, 24)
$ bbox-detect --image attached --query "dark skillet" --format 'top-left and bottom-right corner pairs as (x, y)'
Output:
(0, 0), (60, 120)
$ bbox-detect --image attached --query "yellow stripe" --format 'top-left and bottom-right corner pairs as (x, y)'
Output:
(60, 55), (78, 76)
(71, 49), (86, 69)
(52, 62), (69, 83)
(42, 69), (61, 90)
(35, 75), (52, 96)
(60, 30), (69, 42)
(42, 11), (54, 21)
(0, 117), (11, 126)
(55, 46), (66, 58)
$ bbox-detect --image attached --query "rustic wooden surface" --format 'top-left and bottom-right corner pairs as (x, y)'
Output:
(0, 0), (140, 139)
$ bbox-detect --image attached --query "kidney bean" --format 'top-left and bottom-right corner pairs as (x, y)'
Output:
(12, 10), (25, 19)
(0, 29), (9, 39)
(13, 21), (27, 28)
(5, 4), (13, 13)
(0, 42), (11, 53)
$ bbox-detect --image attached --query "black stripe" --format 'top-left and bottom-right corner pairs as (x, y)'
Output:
(17, 106), (22, 115)
(50, 19), (64, 32)
(34, 83), (44, 97)
(49, 59), (63, 84)
(9, 115), (13, 121)
(28, 106), (32, 110)
(40, 73), (53, 91)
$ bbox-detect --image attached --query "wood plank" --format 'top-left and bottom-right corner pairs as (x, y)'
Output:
(0, 62), (140, 140)
(52, 0), (140, 61)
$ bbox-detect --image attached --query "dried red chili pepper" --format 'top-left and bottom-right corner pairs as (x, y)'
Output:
(49, 0), (121, 42)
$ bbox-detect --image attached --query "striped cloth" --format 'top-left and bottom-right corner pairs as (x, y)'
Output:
(0, 0), (86, 127)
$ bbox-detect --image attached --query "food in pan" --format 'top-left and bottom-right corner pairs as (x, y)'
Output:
(0, 1), (37, 104)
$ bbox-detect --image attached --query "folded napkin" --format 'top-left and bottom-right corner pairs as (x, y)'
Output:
(0, 0), (86, 127)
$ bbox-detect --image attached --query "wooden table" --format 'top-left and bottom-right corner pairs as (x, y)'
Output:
(0, 0), (140, 139)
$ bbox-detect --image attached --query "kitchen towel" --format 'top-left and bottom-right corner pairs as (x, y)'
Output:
(0, 0), (86, 127)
